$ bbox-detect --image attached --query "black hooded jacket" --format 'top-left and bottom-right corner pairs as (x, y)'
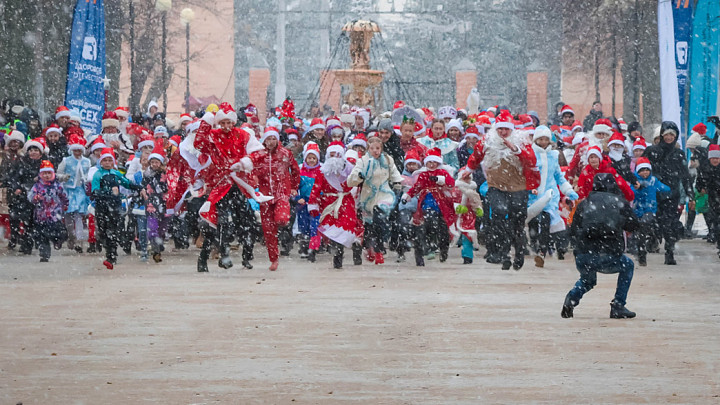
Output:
(642, 121), (693, 201)
(570, 173), (639, 256)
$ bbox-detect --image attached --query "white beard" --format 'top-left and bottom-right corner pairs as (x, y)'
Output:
(321, 157), (346, 176)
(587, 133), (609, 152)
(482, 128), (530, 170)
(608, 148), (624, 162)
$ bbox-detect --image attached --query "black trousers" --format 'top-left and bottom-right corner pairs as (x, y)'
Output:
(657, 196), (682, 252)
(413, 209), (450, 257)
(34, 221), (67, 259)
(96, 202), (122, 263)
(635, 213), (659, 258)
(486, 188), (528, 261)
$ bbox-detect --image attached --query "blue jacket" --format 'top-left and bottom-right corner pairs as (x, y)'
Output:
(527, 144), (578, 226)
(632, 174), (671, 217)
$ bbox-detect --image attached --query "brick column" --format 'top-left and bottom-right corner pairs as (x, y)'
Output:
(319, 70), (341, 113)
(249, 67), (270, 124)
(455, 70), (477, 111)
(527, 71), (548, 121)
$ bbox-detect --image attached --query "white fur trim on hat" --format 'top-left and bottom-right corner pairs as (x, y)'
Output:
(592, 124), (612, 135)
(23, 139), (46, 154)
(138, 139), (155, 149)
(288, 133), (299, 141)
(608, 138), (625, 147)
(102, 118), (120, 129)
(90, 141), (107, 152)
(632, 143), (647, 151)
(46, 127), (63, 137)
(326, 143), (345, 158)
(260, 129), (280, 144)
(348, 138), (367, 149)
(445, 119), (464, 134)
(68, 143), (85, 152)
(572, 133), (585, 146)
(709, 149), (720, 159)
(587, 148), (603, 160)
(309, 122), (325, 132)
(494, 121), (515, 130)
(6, 130), (26, 145)
(215, 109), (238, 124)
(99, 151), (115, 162)
(424, 154), (443, 165)
(404, 158), (421, 167)
(149, 153), (165, 163)
(55, 110), (71, 120)
(636, 162), (652, 172)
(303, 148), (320, 161)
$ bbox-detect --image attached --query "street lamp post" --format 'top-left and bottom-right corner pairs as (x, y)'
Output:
(181, 8), (195, 114)
(155, 0), (172, 113)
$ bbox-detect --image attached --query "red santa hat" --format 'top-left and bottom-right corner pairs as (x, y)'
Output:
(464, 125), (483, 140)
(6, 130), (26, 146)
(424, 147), (443, 165)
(89, 136), (107, 153)
(572, 120), (583, 132)
(169, 135), (182, 147)
(260, 126), (280, 144)
(348, 133), (368, 149)
(708, 144), (720, 159)
(592, 118), (613, 135)
(325, 115), (342, 129)
(99, 147), (116, 163)
(67, 130), (87, 152)
(148, 143), (166, 163)
(344, 149), (359, 165)
(303, 142), (320, 161)
(44, 124), (63, 138)
(404, 149), (422, 168)
(55, 106), (71, 120)
(286, 128), (299, 141)
(326, 140), (346, 158)
(114, 106), (129, 119)
(39, 160), (54, 173)
(215, 102), (238, 123)
(608, 132), (626, 148)
(476, 115), (492, 128)
(560, 105), (574, 116)
(494, 111), (515, 130)
(102, 111), (120, 129)
(517, 114), (533, 129)
(137, 132), (155, 149)
(393, 100), (405, 110)
(24, 137), (48, 154)
(309, 117), (325, 132)
(178, 113), (192, 124)
(618, 118), (628, 131)
(632, 137), (647, 151)
(414, 122), (425, 137)
(587, 145), (603, 160)
(635, 157), (652, 172)
(692, 122), (707, 136)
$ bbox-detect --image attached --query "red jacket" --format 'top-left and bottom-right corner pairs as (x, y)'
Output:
(577, 156), (634, 202)
(406, 168), (459, 228)
(250, 145), (300, 200)
(467, 137), (540, 190)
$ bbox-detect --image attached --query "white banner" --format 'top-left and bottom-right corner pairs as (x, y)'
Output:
(658, 0), (682, 140)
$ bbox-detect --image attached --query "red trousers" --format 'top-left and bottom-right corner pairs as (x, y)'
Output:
(88, 214), (96, 244)
(260, 199), (291, 262)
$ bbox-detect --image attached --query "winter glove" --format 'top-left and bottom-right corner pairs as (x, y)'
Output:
(455, 205), (469, 215)
(568, 191), (579, 201)
(475, 207), (484, 217)
(428, 175), (438, 182)
(435, 175), (446, 185)
(401, 193), (410, 204)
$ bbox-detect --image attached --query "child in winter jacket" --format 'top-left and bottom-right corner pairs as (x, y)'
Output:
(401, 148), (458, 267)
(454, 167), (484, 264)
(294, 142), (322, 260)
(632, 157), (671, 266)
(607, 133), (637, 185)
(142, 149), (169, 263)
(27, 160), (68, 261)
(347, 137), (403, 264)
(92, 148), (145, 269)
(56, 134), (90, 253)
(396, 149), (422, 262)
(576, 146), (634, 202)
(7, 138), (48, 254)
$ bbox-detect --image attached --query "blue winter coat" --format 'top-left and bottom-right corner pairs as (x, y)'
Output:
(632, 174), (671, 217)
(527, 144), (578, 227)
(58, 155), (91, 214)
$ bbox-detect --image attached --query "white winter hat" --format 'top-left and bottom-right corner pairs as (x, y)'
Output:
(6, 130), (26, 146)
(445, 119), (464, 134)
(533, 125), (552, 142)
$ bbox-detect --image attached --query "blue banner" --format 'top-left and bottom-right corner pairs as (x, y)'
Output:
(688, 0), (720, 138)
(65, 0), (106, 135)
(672, 0), (693, 137)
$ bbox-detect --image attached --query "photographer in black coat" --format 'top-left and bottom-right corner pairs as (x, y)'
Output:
(562, 173), (639, 319)
(642, 121), (694, 265)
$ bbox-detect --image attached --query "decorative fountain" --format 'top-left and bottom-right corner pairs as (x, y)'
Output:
(332, 20), (385, 111)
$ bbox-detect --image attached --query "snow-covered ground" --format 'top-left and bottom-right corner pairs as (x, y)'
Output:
(1, 239), (718, 403)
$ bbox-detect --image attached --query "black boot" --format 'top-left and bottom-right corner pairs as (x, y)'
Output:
(610, 301), (636, 319)
(501, 259), (511, 270)
(638, 252), (647, 267)
(352, 244), (363, 265)
(561, 294), (576, 318)
(197, 250), (209, 273)
(333, 254), (343, 269)
(439, 249), (448, 263)
(664, 250), (676, 265)
(557, 251), (565, 260)
(307, 249), (316, 263)
(414, 249), (425, 267)
(218, 245), (233, 269)
(463, 257), (473, 265)
(512, 254), (524, 270)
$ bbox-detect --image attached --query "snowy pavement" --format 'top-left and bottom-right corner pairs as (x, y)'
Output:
(1, 240), (719, 403)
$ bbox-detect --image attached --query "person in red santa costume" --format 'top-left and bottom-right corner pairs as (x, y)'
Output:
(193, 102), (268, 273)
(576, 146), (634, 202)
(467, 110), (540, 270)
(401, 147), (459, 267)
(308, 141), (360, 269)
(249, 126), (301, 271)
